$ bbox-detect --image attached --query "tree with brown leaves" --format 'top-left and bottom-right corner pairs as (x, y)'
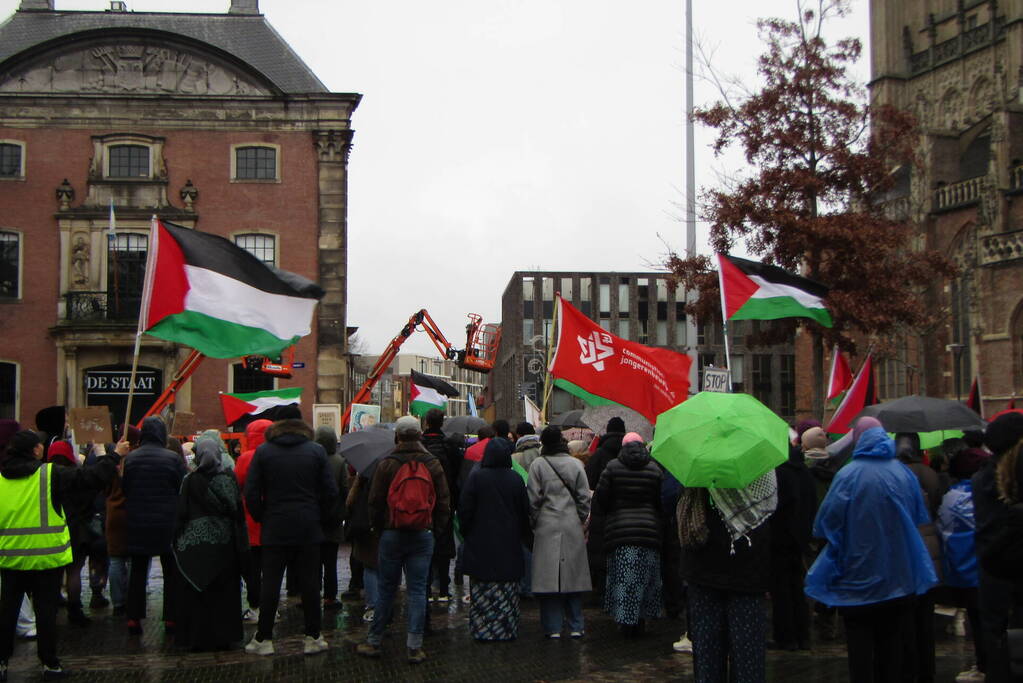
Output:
(668, 0), (954, 418)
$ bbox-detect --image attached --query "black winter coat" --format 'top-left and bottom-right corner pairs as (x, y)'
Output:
(122, 417), (187, 556)
(770, 446), (817, 552)
(243, 419), (339, 546)
(585, 432), (625, 490)
(422, 430), (462, 559)
(459, 438), (530, 582)
(592, 442), (662, 552)
(679, 487), (771, 594)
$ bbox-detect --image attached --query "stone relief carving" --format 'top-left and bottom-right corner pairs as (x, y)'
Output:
(0, 40), (272, 95)
(968, 77), (994, 123)
(71, 234), (90, 287)
(940, 88), (963, 130)
(314, 130), (354, 164)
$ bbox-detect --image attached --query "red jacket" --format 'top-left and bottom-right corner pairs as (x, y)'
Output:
(234, 419), (272, 546)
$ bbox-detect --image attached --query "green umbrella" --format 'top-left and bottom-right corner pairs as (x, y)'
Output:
(652, 392), (789, 488)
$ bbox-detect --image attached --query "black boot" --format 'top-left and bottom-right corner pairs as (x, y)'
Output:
(67, 603), (90, 627)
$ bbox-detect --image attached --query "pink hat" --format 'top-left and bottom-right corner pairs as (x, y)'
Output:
(852, 416), (883, 444)
(622, 432), (644, 444)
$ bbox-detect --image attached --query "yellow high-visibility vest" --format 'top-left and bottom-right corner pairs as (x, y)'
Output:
(0, 463), (73, 570)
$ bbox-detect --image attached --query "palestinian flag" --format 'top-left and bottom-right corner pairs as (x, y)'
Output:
(140, 219), (324, 358)
(826, 345), (853, 405)
(717, 254), (832, 327)
(967, 376), (984, 418)
(409, 370), (459, 417)
(219, 387), (303, 426)
(825, 353), (878, 434)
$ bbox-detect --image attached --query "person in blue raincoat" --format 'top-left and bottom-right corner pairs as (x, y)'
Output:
(805, 426), (938, 683)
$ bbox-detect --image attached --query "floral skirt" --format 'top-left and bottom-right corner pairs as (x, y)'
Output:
(605, 545), (662, 626)
(469, 580), (520, 641)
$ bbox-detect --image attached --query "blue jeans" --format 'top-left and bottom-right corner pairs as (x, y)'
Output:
(539, 593), (584, 635)
(108, 556), (129, 610)
(364, 568), (379, 609)
(369, 530), (434, 649)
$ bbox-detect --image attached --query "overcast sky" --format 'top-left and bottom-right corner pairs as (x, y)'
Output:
(0, 0), (869, 355)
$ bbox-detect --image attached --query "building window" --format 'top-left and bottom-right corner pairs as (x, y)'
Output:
(231, 363), (276, 394)
(107, 233), (148, 319)
(234, 145), (279, 181)
(560, 277), (573, 303)
(0, 361), (16, 419)
(108, 144), (150, 178)
(618, 318), (630, 339)
(0, 142), (24, 178)
(579, 277), (592, 316)
(0, 231), (19, 299)
(234, 234), (276, 267)
(752, 354), (773, 406)
(618, 278), (630, 316)
(599, 278), (611, 320)
(779, 354), (795, 417)
(731, 355), (745, 393)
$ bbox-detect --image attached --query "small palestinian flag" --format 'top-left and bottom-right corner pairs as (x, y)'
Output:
(409, 370), (459, 417)
(140, 219), (324, 358)
(967, 376), (984, 418)
(717, 254), (832, 327)
(219, 387), (303, 426)
(827, 345), (853, 406)
(825, 353), (878, 434)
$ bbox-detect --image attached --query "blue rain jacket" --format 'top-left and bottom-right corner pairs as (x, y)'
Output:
(937, 480), (978, 588)
(805, 427), (938, 607)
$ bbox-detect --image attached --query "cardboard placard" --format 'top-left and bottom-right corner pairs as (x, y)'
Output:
(70, 407), (113, 445)
(171, 411), (196, 438)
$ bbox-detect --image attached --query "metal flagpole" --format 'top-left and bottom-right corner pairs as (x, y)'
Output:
(717, 255), (733, 391)
(540, 293), (561, 422)
(684, 0), (700, 395)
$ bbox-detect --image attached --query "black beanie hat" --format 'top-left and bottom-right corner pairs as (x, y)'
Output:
(607, 417), (626, 434)
(984, 413), (1023, 456)
(515, 422), (535, 436)
(8, 429), (41, 457)
(540, 425), (563, 449)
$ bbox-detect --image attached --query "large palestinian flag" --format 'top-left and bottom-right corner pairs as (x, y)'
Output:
(717, 254), (832, 327)
(139, 219), (324, 358)
(219, 387), (303, 426)
(409, 370), (459, 417)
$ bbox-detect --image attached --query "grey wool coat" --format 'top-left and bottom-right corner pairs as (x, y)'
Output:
(527, 449), (592, 594)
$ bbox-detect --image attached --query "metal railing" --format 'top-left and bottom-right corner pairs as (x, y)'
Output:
(64, 291), (141, 322)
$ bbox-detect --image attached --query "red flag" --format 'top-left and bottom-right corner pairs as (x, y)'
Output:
(826, 345), (853, 404)
(549, 297), (691, 422)
(825, 353), (877, 434)
(967, 377), (984, 418)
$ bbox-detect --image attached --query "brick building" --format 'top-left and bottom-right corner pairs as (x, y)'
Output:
(0, 0), (359, 430)
(494, 271), (797, 424)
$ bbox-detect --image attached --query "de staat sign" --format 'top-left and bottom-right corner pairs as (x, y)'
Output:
(84, 366), (160, 396)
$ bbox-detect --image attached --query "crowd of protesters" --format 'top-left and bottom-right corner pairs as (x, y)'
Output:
(1, 403), (1023, 682)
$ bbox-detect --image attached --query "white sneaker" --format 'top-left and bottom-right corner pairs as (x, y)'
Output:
(953, 609), (967, 637)
(303, 635), (328, 655)
(362, 608), (375, 623)
(673, 634), (693, 653)
(242, 608), (259, 623)
(955, 665), (985, 682)
(244, 636), (274, 656)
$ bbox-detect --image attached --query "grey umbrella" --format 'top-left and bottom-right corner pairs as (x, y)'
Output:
(582, 404), (654, 442)
(442, 415), (487, 436)
(549, 409), (587, 428)
(855, 395), (986, 433)
(337, 427), (395, 475)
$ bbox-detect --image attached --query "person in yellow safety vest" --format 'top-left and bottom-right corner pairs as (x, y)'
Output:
(0, 429), (127, 682)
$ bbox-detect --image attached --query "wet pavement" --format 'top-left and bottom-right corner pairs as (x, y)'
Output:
(7, 550), (974, 682)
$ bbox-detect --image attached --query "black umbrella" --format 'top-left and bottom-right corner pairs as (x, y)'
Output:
(442, 415), (487, 436)
(549, 409), (587, 429)
(337, 427), (395, 475)
(855, 395), (986, 433)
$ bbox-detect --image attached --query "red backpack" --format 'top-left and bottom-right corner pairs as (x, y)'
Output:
(386, 455), (436, 530)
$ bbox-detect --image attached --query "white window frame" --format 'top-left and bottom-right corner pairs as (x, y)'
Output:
(232, 232), (278, 267)
(0, 140), (26, 180)
(0, 360), (20, 422)
(230, 143), (281, 183)
(0, 229), (23, 301)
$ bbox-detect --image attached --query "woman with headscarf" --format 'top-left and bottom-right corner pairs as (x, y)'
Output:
(805, 421), (937, 683)
(173, 439), (248, 651)
(459, 437), (531, 641)
(195, 429), (235, 472)
(592, 432), (663, 637)
(527, 426), (592, 638)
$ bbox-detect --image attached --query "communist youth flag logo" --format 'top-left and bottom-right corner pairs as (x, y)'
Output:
(578, 330), (614, 371)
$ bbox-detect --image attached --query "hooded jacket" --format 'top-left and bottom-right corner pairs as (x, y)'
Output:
(315, 425), (347, 544)
(805, 427), (938, 607)
(592, 441), (663, 551)
(368, 439), (451, 534)
(459, 438), (530, 582)
(122, 417), (187, 556)
(770, 443), (818, 552)
(585, 431), (626, 490)
(421, 429), (461, 557)
(512, 434), (542, 472)
(234, 419), (272, 546)
(243, 419), (339, 546)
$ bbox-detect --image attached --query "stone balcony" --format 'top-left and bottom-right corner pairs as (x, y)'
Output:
(980, 230), (1023, 266)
